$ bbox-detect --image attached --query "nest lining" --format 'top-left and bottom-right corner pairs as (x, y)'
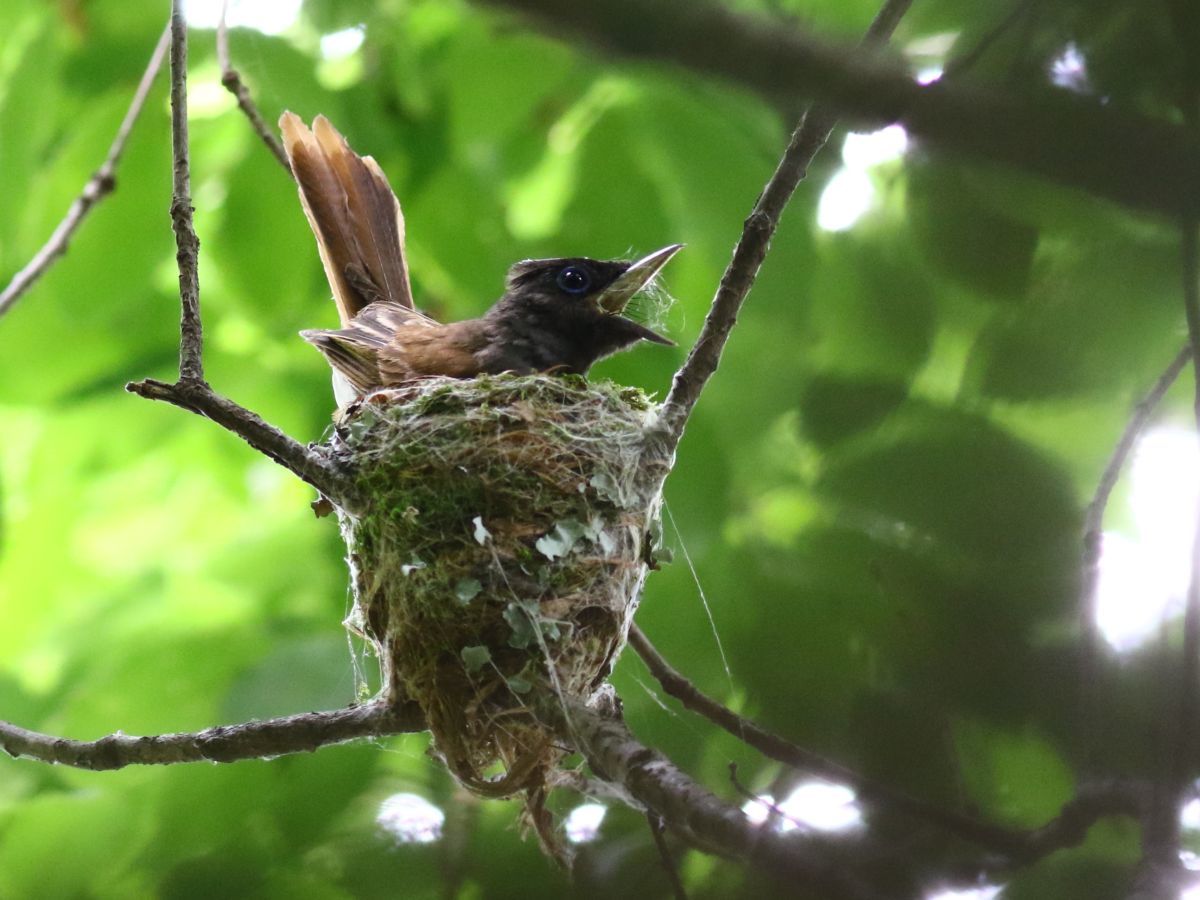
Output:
(332, 374), (663, 817)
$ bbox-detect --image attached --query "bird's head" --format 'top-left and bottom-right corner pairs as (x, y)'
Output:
(490, 245), (682, 372)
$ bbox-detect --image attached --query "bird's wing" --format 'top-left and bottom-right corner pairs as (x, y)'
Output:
(300, 302), (444, 393)
(280, 111), (414, 324)
(378, 320), (492, 381)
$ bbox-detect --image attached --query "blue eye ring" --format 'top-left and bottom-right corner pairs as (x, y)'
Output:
(556, 266), (591, 295)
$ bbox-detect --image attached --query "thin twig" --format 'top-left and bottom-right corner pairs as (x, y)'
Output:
(217, 0), (290, 170)
(646, 0), (913, 461)
(1077, 345), (1190, 770)
(646, 811), (689, 900)
(125, 378), (356, 505)
(1149, 219), (1200, 871)
(126, 5), (359, 510)
(0, 24), (171, 320)
(940, 0), (1036, 79)
(479, 0), (1200, 219)
(628, 625), (1048, 859)
(168, 0), (204, 383)
(0, 701), (425, 770)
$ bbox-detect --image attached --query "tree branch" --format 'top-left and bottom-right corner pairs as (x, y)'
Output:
(478, 0), (1200, 220)
(167, 0), (204, 383)
(217, 0), (290, 171)
(630, 626), (1042, 858)
(940, 0), (1036, 79)
(544, 698), (886, 900)
(0, 23), (171, 320)
(644, 0), (912, 460)
(1077, 345), (1191, 770)
(645, 811), (689, 900)
(125, 377), (356, 505)
(1144, 219), (1200, 873)
(126, 4), (359, 510)
(627, 626), (1145, 879)
(0, 701), (425, 770)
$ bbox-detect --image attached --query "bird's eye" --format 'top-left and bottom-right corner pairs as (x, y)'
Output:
(556, 266), (591, 295)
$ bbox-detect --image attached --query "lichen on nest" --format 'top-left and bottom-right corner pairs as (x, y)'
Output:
(330, 373), (664, 845)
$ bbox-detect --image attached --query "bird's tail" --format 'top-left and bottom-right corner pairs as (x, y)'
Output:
(280, 111), (414, 325)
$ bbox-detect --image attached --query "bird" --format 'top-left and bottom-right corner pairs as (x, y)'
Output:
(279, 113), (680, 405)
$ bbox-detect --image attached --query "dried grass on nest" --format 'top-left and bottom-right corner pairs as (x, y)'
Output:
(332, 374), (664, 852)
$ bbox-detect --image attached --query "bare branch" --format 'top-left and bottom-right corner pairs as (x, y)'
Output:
(0, 701), (425, 770)
(1144, 219), (1200, 871)
(217, 0), (290, 171)
(647, 0), (912, 458)
(542, 698), (886, 900)
(630, 626), (1034, 857)
(645, 811), (689, 900)
(0, 24), (171, 320)
(1077, 345), (1190, 769)
(168, 0), (204, 383)
(628, 627), (1146, 876)
(478, 0), (1200, 220)
(127, 5), (358, 510)
(125, 377), (358, 506)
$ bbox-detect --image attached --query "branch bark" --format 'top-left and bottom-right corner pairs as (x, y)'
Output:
(544, 698), (886, 900)
(0, 701), (424, 770)
(1144, 220), (1200, 875)
(478, 0), (1200, 220)
(1077, 345), (1191, 770)
(629, 625), (1107, 862)
(167, 0), (204, 384)
(125, 377), (355, 505)
(0, 24), (171, 320)
(217, 0), (290, 170)
(644, 0), (912, 463)
(125, 3), (359, 510)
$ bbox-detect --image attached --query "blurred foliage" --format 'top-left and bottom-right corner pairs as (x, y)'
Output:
(0, 0), (1195, 896)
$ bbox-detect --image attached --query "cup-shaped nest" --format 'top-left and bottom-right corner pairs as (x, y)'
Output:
(333, 375), (663, 802)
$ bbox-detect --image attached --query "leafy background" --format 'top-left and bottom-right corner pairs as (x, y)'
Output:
(0, 0), (1192, 896)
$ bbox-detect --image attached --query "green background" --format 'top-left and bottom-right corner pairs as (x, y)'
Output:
(0, 0), (1192, 896)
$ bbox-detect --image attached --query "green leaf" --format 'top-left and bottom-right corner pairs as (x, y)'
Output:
(461, 644), (491, 673)
(798, 375), (907, 448)
(535, 518), (589, 560)
(506, 676), (532, 694)
(907, 161), (1039, 300)
(454, 577), (482, 606)
(504, 602), (537, 649)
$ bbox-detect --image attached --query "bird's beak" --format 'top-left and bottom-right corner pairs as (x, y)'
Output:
(595, 244), (683, 315)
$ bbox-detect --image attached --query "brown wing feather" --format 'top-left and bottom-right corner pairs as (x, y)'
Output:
(299, 328), (383, 394)
(378, 321), (491, 381)
(280, 112), (414, 325)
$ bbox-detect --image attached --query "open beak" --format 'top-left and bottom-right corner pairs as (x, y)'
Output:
(595, 244), (683, 315)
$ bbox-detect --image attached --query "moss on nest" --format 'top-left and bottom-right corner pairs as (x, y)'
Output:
(331, 374), (662, 841)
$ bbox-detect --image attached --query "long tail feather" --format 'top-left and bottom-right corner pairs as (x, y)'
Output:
(281, 112), (414, 324)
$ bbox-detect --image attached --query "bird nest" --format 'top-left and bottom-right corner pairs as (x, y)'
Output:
(331, 374), (663, 845)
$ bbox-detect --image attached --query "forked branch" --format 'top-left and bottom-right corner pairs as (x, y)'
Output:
(125, 0), (357, 509)
(217, 0), (290, 170)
